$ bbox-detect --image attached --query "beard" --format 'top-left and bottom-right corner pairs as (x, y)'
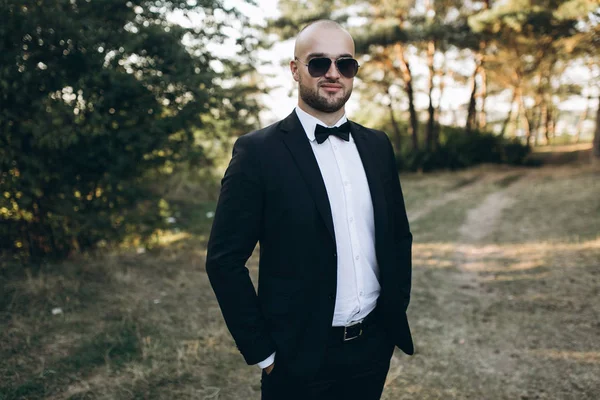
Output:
(298, 79), (352, 113)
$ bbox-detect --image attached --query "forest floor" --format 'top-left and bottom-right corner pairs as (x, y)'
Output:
(1, 151), (599, 399)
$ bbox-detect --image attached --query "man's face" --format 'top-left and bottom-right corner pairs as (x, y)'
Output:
(291, 27), (356, 114)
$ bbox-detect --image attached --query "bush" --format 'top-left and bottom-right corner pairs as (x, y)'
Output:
(0, 1), (259, 263)
(503, 139), (532, 165)
(396, 127), (531, 172)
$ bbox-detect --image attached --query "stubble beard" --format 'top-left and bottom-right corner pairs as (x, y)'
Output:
(299, 80), (352, 113)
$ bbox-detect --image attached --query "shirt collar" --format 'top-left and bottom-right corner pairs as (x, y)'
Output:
(295, 106), (348, 142)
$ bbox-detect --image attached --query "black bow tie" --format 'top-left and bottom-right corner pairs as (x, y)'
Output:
(314, 122), (351, 144)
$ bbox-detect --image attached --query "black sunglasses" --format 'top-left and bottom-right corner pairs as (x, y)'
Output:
(295, 57), (360, 78)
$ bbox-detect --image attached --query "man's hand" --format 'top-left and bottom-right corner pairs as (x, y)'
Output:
(264, 362), (275, 375)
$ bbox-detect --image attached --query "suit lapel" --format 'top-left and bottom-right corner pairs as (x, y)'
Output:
(279, 111), (389, 252)
(280, 111), (336, 242)
(350, 123), (390, 258)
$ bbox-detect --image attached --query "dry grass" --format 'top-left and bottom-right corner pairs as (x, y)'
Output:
(1, 162), (599, 399)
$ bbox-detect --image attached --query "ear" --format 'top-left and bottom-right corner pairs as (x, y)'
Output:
(290, 60), (300, 82)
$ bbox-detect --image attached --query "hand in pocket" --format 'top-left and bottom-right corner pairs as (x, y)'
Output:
(264, 362), (275, 375)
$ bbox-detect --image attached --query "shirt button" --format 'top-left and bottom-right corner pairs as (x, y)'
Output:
(344, 181), (349, 186)
(359, 291), (364, 296)
(333, 146), (337, 150)
(355, 255), (360, 260)
(349, 217), (353, 222)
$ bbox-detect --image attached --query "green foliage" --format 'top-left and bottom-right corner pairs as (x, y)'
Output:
(0, 1), (261, 262)
(356, 108), (531, 172)
(266, 0), (344, 39)
(395, 127), (531, 172)
(503, 139), (532, 165)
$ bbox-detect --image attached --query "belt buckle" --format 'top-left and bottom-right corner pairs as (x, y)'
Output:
(343, 321), (363, 342)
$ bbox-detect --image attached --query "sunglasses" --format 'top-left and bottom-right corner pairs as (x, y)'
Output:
(295, 57), (360, 78)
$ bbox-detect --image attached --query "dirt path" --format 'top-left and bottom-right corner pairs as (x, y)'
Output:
(407, 176), (482, 224)
(384, 166), (600, 400)
(453, 172), (526, 287)
(458, 190), (517, 243)
(407, 170), (522, 225)
(445, 174), (527, 397)
(386, 170), (566, 400)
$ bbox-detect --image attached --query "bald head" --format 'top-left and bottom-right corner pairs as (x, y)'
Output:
(290, 20), (357, 123)
(294, 20), (355, 60)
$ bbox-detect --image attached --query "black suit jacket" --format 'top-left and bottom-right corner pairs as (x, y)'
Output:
(206, 110), (413, 381)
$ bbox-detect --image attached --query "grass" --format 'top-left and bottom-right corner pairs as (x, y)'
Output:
(1, 161), (599, 399)
(493, 165), (600, 243)
(401, 169), (483, 210)
(2, 320), (142, 398)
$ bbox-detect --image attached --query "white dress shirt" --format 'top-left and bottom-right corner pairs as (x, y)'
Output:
(257, 107), (381, 369)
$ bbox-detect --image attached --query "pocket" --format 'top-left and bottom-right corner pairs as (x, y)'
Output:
(370, 323), (395, 361)
(262, 362), (281, 384)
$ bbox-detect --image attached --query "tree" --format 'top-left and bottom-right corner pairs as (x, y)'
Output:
(267, 0), (598, 158)
(469, 0), (598, 145)
(350, 0), (481, 150)
(0, 1), (261, 261)
(594, 94), (600, 159)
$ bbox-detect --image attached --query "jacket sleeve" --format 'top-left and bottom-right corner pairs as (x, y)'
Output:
(205, 134), (276, 365)
(382, 133), (413, 312)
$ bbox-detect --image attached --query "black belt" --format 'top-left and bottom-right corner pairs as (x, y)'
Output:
(330, 309), (380, 343)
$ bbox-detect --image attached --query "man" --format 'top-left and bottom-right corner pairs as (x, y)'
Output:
(206, 20), (413, 400)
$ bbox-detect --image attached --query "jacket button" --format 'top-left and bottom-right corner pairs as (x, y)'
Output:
(333, 253), (337, 258)
(328, 294), (334, 300)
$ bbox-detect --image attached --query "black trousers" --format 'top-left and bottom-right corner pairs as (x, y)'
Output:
(260, 313), (395, 400)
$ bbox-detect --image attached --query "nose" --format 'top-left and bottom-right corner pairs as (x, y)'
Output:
(323, 59), (340, 79)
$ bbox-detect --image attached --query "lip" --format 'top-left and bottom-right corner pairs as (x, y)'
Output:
(320, 84), (343, 93)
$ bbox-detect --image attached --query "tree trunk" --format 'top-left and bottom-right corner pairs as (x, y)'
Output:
(532, 94), (543, 147)
(388, 95), (402, 152)
(518, 90), (532, 146)
(575, 96), (591, 143)
(477, 40), (488, 131)
(501, 89), (517, 138)
(539, 98), (548, 145)
(477, 1), (490, 132)
(546, 105), (556, 142)
(478, 67), (487, 130)
(434, 52), (447, 148)
(465, 63), (479, 135)
(593, 94), (600, 160)
(397, 44), (419, 150)
(425, 40), (436, 151)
